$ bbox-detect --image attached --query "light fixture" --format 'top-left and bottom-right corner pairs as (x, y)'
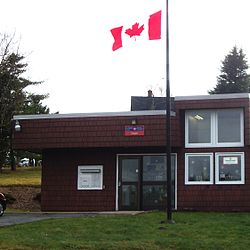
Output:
(131, 119), (137, 125)
(14, 120), (21, 132)
(194, 114), (204, 121)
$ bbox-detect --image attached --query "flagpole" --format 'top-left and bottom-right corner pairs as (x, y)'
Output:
(166, 0), (174, 224)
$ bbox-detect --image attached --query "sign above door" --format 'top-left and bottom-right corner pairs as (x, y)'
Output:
(124, 125), (144, 136)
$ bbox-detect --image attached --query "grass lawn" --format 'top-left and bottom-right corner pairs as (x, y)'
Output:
(0, 167), (41, 186)
(0, 211), (250, 250)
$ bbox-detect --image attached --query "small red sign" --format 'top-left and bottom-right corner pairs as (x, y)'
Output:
(124, 125), (144, 136)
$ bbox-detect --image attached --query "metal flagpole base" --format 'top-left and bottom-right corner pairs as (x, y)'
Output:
(160, 219), (175, 224)
(166, 219), (175, 224)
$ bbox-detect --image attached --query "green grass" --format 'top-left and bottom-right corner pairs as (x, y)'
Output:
(1, 211), (250, 250)
(0, 167), (41, 186)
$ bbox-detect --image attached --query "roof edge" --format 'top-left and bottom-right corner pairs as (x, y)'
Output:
(13, 110), (175, 120)
(175, 93), (250, 101)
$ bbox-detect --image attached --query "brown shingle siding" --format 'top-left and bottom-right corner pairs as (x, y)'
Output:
(13, 95), (250, 212)
(176, 147), (250, 211)
(41, 149), (116, 211)
(175, 97), (249, 110)
(13, 114), (176, 151)
(13, 96), (249, 151)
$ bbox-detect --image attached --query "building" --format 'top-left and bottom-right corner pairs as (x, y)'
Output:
(12, 93), (250, 211)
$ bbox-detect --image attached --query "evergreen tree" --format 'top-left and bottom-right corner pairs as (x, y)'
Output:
(0, 34), (49, 171)
(209, 46), (250, 94)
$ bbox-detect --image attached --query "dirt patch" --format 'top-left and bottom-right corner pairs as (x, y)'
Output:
(0, 186), (41, 211)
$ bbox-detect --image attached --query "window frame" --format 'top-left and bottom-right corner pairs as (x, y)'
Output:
(215, 152), (245, 185)
(77, 165), (103, 190)
(185, 153), (214, 185)
(185, 109), (244, 148)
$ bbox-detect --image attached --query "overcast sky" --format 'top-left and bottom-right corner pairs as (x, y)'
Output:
(1, 0), (250, 113)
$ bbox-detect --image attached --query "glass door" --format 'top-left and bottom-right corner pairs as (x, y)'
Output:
(118, 154), (176, 211)
(142, 155), (176, 210)
(118, 157), (140, 210)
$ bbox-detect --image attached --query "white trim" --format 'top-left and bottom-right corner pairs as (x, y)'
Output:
(185, 153), (214, 185)
(215, 152), (245, 185)
(174, 154), (177, 210)
(116, 153), (177, 210)
(185, 109), (244, 148)
(13, 110), (175, 121)
(175, 93), (250, 101)
(115, 156), (119, 211)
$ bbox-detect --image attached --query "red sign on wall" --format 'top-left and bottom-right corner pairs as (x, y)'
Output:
(124, 125), (144, 136)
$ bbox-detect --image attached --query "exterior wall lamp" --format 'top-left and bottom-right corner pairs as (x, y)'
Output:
(14, 120), (21, 132)
(131, 119), (137, 125)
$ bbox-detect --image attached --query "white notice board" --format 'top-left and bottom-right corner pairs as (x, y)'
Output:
(77, 165), (103, 190)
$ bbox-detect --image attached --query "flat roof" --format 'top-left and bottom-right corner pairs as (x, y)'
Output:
(175, 93), (250, 101)
(13, 110), (175, 120)
(13, 93), (249, 120)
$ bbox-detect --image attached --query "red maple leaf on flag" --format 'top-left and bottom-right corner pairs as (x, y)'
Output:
(110, 11), (161, 51)
(125, 23), (144, 38)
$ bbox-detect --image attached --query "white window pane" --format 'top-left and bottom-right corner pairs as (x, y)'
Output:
(188, 111), (211, 144)
(216, 153), (244, 184)
(185, 153), (213, 185)
(186, 109), (244, 147)
(217, 110), (241, 143)
(188, 156), (211, 182)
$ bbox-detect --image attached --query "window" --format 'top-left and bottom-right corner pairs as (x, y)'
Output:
(185, 109), (244, 148)
(143, 156), (166, 181)
(185, 153), (213, 185)
(186, 110), (212, 145)
(215, 153), (244, 184)
(217, 109), (242, 143)
(77, 165), (103, 190)
(142, 155), (176, 209)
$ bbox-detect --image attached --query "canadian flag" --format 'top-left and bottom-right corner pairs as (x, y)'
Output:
(110, 10), (162, 51)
